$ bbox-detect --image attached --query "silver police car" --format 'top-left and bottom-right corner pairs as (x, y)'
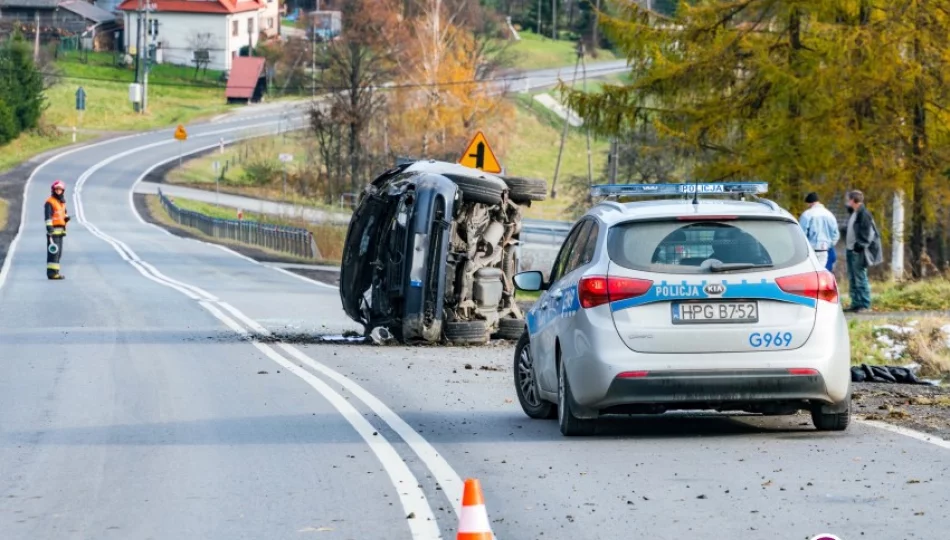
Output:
(512, 183), (851, 436)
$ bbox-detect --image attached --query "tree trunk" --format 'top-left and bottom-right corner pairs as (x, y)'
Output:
(786, 7), (803, 208)
(909, 8), (928, 278)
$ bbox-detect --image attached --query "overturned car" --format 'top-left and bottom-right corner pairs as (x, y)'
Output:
(339, 160), (547, 344)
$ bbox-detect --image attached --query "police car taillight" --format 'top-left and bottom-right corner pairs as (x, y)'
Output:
(776, 271), (839, 304)
(578, 276), (653, 309)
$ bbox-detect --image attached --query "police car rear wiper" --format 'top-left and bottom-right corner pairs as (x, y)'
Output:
(707, 262), (774, 273)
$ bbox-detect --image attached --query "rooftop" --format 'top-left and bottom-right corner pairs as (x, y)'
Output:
(117, 0), (264, 15)
(588, 198), (796, 225)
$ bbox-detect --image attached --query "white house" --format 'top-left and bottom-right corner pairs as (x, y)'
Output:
(118, 0), (278, 72)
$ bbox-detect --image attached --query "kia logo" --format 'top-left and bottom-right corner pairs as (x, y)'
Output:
(703, 283), (726, 295)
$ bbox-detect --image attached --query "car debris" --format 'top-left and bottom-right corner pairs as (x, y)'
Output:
(339, 159), (547, 345)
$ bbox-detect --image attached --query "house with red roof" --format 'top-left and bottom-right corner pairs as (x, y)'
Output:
(117, 0), (280, 72)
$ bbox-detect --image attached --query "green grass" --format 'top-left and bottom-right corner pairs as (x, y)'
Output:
(505, 31), (616, 70)
(46, 51), (232, 131)
(167, 135), (343, 213)
(503, 96), (609, 220)
(865, 279), (950, 312)
(0, 198), (8, 232)
(161, 195), (346, 263)
(0, 130), (94, 173)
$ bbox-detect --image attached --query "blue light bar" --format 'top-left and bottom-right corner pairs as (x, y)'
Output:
(590, 182), (769, 198)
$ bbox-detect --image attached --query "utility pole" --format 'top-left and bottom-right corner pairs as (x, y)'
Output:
(134, 0), (142, 86)
(536, 0), (541, 35)
(142, 2), (150, 114)
(592, 0), (600, 49)
(550, 41), (582, 199)
(551, 0), (557, 39)
(33, 11), (40, 62)
(580, 41), (593, 203)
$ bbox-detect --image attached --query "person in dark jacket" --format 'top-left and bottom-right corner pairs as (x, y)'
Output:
(44, 180), (70, 280)
(844, 190), (882, 312)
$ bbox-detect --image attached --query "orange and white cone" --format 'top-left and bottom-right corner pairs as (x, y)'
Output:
(457, 478), (494, 540)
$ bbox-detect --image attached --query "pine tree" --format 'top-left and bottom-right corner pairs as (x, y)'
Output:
(566, 0), (950, 275)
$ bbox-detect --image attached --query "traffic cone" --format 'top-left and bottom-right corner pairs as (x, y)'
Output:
(457, 478), (494, 540)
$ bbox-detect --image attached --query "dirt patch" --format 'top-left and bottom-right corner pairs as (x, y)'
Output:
(853, 381), (950, 439)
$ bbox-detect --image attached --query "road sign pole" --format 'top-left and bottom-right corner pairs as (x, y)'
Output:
(178, 140), (182, 168)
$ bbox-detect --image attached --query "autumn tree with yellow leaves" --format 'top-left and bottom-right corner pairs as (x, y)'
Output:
(567, 0), (950, 277)
(387, 0), (514, 160)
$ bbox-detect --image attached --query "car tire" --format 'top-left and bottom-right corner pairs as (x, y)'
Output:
(444, 320), (490, 344)
(558, 360), (596, 436)
(501, 176), (548, 203)
(811, 401), (851, 431)
(514, 333), (557, 419)
(493, 317), (526, 340)
(445, 175), (505, 205)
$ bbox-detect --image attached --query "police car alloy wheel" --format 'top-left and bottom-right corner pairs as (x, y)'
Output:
(558, 360), (595, 436)
(514, 333), (556, 419)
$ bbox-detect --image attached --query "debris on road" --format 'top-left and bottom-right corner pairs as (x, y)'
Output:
(853, 381), (950, 439)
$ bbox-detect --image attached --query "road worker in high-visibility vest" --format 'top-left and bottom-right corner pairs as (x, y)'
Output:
(44, 180), (70, 280)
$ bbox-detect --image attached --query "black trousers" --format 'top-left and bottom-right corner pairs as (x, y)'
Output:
(46, 234), (63, 277)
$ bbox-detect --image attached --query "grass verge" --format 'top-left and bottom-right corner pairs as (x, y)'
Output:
(47, 51), (232, 131)
(848, 316), (950, 376)
(505, 32), (616, 70)
(0, 198), (8, 232)
(0, 130), (95, 173)
(166, 134), (345, 214)
(503, 96), (609, 220)
(157, 195), (346, 263)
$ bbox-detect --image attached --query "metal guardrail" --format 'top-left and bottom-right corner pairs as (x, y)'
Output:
(158, 188), (320, 259)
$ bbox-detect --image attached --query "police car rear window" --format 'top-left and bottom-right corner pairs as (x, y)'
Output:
(606, 219), (810, 274)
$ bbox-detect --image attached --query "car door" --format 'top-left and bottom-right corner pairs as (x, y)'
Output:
(535, 219), (593, 394)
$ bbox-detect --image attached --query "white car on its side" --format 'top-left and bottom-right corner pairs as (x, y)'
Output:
(512, 182), (851, 436)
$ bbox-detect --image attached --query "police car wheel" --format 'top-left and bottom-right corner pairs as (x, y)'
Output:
(558, 360), (595, 436)
(811, 401), (851, 432)
(514, 333), (556, 419)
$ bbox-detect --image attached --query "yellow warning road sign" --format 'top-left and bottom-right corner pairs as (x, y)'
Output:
(174, 124), (188, 141)
(458, 131), (502, 173)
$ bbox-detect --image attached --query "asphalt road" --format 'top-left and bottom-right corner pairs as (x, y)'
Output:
(2, 105), (950, 539)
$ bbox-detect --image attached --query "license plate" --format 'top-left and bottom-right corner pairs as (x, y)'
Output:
(672, 301), (759, 324)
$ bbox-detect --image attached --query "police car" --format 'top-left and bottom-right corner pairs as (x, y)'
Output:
(512, 182), (851, 436)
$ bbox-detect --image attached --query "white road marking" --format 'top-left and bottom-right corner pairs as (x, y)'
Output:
(200, 300), (443, 540)
(857, 420), (950, 451)
(0, 133), (142, 291)
(70, 145), (452, 540)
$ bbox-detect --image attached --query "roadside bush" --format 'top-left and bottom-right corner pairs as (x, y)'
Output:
(0, 99), (17, 144)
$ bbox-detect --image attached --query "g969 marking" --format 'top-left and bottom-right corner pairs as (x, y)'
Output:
(749, 331), (793, 348)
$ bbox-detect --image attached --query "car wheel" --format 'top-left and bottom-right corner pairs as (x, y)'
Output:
(558, 359), (595, 436)
(514, 333), (557, 419)
(445, 175), (505, 205)
(811, 401), (851, 431)
(492, 317), (525, 341)
(444, 319), (490, 344)
(501, 176), (548, 203)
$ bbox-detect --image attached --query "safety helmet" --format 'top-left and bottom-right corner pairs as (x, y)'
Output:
(51, 180), (66, 192)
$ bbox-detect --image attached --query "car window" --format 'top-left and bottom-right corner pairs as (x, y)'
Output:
(580, 220), (599, 265)
(564, 219), (594, 275)
(606, 219), (809, 274)
(549, 222), (584, 284)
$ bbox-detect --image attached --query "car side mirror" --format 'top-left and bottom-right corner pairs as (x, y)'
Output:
(513, 270), (545, 291)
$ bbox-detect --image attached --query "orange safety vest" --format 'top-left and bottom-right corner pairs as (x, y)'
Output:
(46, 196), (67, 227)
